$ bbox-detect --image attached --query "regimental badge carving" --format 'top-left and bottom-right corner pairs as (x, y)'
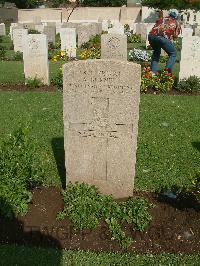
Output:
(29, 38), (39, 50)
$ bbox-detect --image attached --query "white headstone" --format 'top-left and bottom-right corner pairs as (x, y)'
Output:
(179, 36), (200, 80)
(60, 28), (76, 58)
(102, 20), (109, 32)
(10, 24), (23, 41)
(63, 59), (141, 198)
(182, 27), (193, 38)
(23, 34), (49, 85)
(43, 26), (56, 44)
(0, 23), (6, 36)
(101, 34), (127, 60)
(13, 28), (28, 52)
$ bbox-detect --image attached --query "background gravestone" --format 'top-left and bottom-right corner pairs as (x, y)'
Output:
(60, 28), (76, 58)
(13, 28), (28, 52)
(23, 34), (49, 85)
(43, 26), (56, 44)
(179, 36), (200, 80)
(0, 23), (5, 36)
(101, 34), (127, 60)
(77, 23), (101, 47)
(63, 59), (141, 198)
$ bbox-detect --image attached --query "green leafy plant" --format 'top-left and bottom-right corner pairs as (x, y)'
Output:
(81, 34), (101, 49)
(188, 173), (200, 203)
(128, 33), (141, 44)
(26, 76), (43, 89)
(177, 76), (200, 93)
(13, 51), (23, 61)
(0, 126), (45, 218)
(57, 182), (153, 249)
(28, 29), (40, 34)
(0, 44), (6, 60)
(51, 68), (63, 90)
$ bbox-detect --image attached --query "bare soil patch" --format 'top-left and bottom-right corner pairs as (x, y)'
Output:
(0, 187), (199, 254)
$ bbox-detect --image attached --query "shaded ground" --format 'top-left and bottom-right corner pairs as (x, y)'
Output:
(0, 84), (199, 95)
(0, 84), (57, 92)
(0, 187), (199, 254)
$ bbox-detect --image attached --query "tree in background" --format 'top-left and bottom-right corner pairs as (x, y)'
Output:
(0, 0), (41, 8)
(141, 0), (200, 10)
(80, 0), (126, 7)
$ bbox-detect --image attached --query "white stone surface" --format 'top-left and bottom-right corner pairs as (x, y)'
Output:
(101, 34), (127, 60)
(13, 28), (28, 52)
(108, 22), (124, 35)
(63, 59), (141, 198)
(23, 34), (49, 85)
(43, 25), (56, 44)
(0, 23), (6, 36)
(182, 27), (193, 38)
(60, 28), (76, 58)
(35, 24), (44, 33)
(179, 36), (200, 80)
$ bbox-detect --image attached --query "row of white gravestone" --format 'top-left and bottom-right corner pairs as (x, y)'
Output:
(179, 35), (200, 80)
(0, 23), (6, 36)
(23, 34), (49, 85)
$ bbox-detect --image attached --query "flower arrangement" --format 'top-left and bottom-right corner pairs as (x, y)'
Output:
(129, 48), (151, 62)
(141, 66), (175, 93)
(50, 50), (69, 62)
(78, 47), (101, 60)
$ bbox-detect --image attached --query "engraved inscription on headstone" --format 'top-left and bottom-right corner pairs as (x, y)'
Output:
(101, 34), (127, 60)
(63, 60), (141, 198)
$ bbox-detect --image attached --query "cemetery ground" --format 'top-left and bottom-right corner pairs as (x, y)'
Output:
(0, 27), (200, 264)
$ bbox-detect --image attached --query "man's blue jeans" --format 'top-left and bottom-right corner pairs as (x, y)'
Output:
(148, 35), (177, 72)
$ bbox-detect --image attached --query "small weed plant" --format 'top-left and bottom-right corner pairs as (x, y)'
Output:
(28, 29), (40, 34)
(81, 34), (101, 49)
(26, 77), (43, 89)
(127, 33), (141, 44)
(177, 76), (200, 93)
(0, 45), (6, 60)
(57, 182), (153, 249)
(51, 68), (63, 90)
(0, 126), (45, 218)
(13, 51), (23, 61)
(186, 172), (200, 204)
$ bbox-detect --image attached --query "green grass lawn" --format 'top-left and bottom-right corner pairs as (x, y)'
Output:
(0, 92), (199, 190)
(0, 244), (200, 266)
(0, 61), (63, 84)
